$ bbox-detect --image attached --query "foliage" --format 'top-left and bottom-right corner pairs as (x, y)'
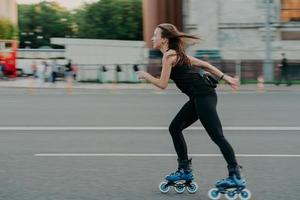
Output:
(0, 18), (18, 39)
(18, 0), (143, 48)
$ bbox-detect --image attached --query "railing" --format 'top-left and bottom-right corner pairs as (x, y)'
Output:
(75, 61), (300, 84)
(77, 64), (148, 83)
(146, 59), (300, 83)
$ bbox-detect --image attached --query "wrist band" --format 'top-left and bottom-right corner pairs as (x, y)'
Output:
(219, 74), (225, 81)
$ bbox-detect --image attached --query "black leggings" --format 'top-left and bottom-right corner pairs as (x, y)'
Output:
(169, 92), (238, 167)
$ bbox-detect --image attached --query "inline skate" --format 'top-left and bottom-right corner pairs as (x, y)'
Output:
(159, 159), (198, 194)
(208, 165), (251, 200)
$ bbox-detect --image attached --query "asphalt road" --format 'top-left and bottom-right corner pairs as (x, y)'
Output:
(0, 88), (299, 200)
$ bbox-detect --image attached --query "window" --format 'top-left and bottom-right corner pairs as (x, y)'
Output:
(0, 41), (13, 53)
(281, 31), (300, 40)
(281, 0), (300, 22)
(5, 43), (12, 49)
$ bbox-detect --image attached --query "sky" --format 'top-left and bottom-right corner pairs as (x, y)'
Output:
(16, 0), (98, 9)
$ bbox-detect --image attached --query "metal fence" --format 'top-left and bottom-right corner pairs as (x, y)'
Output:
(77, 64), (147, 83)
(77, 60), (300, 83)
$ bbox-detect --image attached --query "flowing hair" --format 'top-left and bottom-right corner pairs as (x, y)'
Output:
(157, 23), (200, 66)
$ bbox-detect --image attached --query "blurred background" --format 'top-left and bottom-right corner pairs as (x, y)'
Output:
(0, 2), (300, 200)
(0, 0), (299, 85)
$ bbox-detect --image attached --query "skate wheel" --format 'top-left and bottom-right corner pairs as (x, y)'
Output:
(225, 190), (238, 200)
(159, 182), (170, 193)
(239, 189), (252, 200)
(174, 183), (185, 193)
(208, 188), (221, 200)
(187, 182), (198, 194)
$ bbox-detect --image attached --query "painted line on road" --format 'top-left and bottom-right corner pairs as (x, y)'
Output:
(1, 126), (300, 131)
(34, 153), (300, 158)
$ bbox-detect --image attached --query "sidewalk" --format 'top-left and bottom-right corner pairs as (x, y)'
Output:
(0, 77), (300, 92)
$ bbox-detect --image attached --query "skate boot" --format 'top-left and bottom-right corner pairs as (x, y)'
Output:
(159, 158), (198, 194)
(208, 165), (252, 200)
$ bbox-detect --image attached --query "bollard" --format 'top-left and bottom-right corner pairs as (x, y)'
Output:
(115, 65), (122, 83)
(100, 65), (107, 83)
(131, 64), (140, 83)
(27, 76), (34, 94)
(257, 75), (265, 92)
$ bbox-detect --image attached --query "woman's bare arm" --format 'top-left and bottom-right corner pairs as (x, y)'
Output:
(188, 55), (239, 89)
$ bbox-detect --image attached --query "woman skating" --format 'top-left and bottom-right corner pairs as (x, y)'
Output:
(137, 23), (251, 200)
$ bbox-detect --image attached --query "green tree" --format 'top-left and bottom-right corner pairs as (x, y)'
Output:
(18, 1), (74, 48)
(17, 0), (143, 48)
(0, 18), (18, 39)
(75, 0), (142, 40)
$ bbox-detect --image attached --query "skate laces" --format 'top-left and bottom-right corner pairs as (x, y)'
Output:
(216, 176), (235, 185)
(173, 168), (191, 175)
(216, 175), (246, 187)
(169, 166), (192, 177)
(169, 169), (182, 176)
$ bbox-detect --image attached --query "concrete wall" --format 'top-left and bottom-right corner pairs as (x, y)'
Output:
(185, 0), (300, 60)
(16, 49), (66, 75)
(17, 49), (66, 59)
(187, 0), (220, 49)
(50, 38), (148, 82)
(0, 0), (18, 24)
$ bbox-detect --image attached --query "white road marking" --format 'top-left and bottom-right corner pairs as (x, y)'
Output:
(34, 153), (300, 158)
(1, 126), (300, 131)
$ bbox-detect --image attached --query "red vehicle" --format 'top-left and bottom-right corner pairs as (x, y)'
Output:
(0, 40), (18, 78)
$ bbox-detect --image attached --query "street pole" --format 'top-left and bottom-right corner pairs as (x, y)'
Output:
(263, 0), (273, 82)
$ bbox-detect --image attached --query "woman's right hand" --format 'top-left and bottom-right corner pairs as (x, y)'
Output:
(136, 71), (150, 80)
(224, 75), (240, 90)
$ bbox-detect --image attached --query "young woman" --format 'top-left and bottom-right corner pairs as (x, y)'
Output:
(137, 23), (250, 198)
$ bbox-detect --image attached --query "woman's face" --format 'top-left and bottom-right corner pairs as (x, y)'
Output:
(151, 28), (166, 49)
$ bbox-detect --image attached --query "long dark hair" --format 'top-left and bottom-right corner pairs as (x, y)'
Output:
(157, 23), (199, 66)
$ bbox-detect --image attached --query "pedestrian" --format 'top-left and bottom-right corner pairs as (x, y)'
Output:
(65, 59), (73, 94)
(65, 59), (73, 78)
(31, 61), (38, 78)
(0, 62), (5, 78)
(42, 60), (51, 82)
(137, 23), (250, 198)
(51, 59), (59, 83)
(71, 63), (78, 81)
(276, 53), (292, 86)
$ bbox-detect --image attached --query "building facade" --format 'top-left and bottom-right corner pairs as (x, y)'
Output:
(184, 0), (300, 61)
(143, 0), (183, 48)
(143, 0), (300, 80)
(0, 0), (18, 24)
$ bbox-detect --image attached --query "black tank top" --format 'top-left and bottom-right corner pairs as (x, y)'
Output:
(170, 63), (215, 98)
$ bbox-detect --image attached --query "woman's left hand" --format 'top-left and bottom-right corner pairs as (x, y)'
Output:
(224, 75), (240, 90)
(136, 71), (150, 80)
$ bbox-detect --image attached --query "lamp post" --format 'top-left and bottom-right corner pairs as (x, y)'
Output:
(263, 0), (273, 82)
